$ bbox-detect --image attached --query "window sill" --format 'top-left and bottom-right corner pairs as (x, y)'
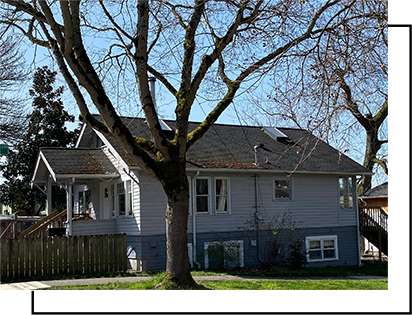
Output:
(273, 199), (293, 202)
(307, 258), (339, 263)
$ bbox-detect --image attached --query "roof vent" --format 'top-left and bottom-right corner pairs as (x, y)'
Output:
(262, 127), (288, 141)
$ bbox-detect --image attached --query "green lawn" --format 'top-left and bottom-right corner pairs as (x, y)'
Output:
(45, 262), (388, 290)
(200, 279), (388, 290)
(47, 272), (388, 290)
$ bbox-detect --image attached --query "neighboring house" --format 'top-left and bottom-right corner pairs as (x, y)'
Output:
(31, 116), (371, 270)
(359, 181), (388, 212)
(358, 182), (388, 257)
(1, 204), (11, 215)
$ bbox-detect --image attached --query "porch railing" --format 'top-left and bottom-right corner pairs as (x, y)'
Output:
(359, 206), (388, 233)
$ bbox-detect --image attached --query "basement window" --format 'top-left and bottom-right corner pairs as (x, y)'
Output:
(306, 235), (339, 262)
(204, 240), (244, 270)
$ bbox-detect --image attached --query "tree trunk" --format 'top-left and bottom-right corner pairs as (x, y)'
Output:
(160, 167), (196, 287)
(361, 127), (382, 192)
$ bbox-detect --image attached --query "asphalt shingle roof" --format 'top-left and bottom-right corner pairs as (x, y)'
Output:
(40, 148), (118, 176)
(359, 182), (388, 198)
(84, 116), (370, 175)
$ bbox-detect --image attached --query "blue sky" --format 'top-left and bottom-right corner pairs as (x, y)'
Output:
(0, 2), (404, 189)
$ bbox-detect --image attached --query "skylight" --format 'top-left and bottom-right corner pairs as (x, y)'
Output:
(262, 127), (288, 141)
(160, 119), (172, 132)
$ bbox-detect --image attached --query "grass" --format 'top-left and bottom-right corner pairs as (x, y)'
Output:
(8, 261), (388, 290)
(3, 261), (387, 284)
(47, 277), (388, 290)
(45, 262), (388, 290)
(225, 260), (388, 277)
(200, 279), (387, 290)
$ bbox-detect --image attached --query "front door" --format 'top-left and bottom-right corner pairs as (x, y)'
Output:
(100, 182), (112, 219)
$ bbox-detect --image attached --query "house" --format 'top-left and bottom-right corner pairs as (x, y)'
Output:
(31, 116), (371, 270)
(359, 181), (388, 212)
(358, 182), (388, 258)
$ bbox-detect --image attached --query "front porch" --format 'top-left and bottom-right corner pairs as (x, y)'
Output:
(31, 148), (120, 235)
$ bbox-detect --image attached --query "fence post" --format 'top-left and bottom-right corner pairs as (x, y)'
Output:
(18, 238), (25, 279)
(10, 238), (18, 279)
(123, 234), (127, 271)
(35, 238), (42, 277)
(84, 236), (90, 274)
(0, 240), (5, 278)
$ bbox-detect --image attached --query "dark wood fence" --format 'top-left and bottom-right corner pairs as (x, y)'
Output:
(1, 234), (127, 281)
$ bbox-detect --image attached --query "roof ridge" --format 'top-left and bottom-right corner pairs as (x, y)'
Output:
(89, 113), (306, 131)
(40, 147), (103, 150)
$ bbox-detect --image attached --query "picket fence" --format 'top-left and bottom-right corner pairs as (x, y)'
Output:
(1, 234), (127, 281)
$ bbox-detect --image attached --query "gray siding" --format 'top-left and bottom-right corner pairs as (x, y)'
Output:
(139, 173), (167, 234)
(139, 172), (358, 237)
(134, 225), (359, 271)
(72, 219), (117, 235)
(304, 226), (360, 267)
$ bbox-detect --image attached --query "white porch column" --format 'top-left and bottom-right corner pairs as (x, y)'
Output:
(66, 179), (73, 236)
(46, 177), (52, 215)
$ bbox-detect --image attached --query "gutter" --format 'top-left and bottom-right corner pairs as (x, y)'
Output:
(184, 168), (373, 176)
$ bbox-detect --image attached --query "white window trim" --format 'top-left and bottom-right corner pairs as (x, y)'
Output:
(214, 177), (231, 214)
(126, 180), (133, 217)
(306, 235), (339, 262)
(117, 182), (126, 216)
(273, 177), (293, 201)
(204, 240), (244, 269)
(111, 180), (133, 218)
(339, 176), (354, 210)
(194, 176), (212, 214)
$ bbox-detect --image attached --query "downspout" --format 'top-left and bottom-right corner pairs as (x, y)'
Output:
(354, 176), (362, 266)
(192, 171), (201, 269)
(254, 174), (264, 263)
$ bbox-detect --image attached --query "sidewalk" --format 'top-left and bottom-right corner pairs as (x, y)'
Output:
(0, 274), (388, 290)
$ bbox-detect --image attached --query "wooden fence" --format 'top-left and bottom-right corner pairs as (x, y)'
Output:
(1, 234), (127, 281)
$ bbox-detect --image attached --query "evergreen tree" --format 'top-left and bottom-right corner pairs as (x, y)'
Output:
(0, 66), (78, 214)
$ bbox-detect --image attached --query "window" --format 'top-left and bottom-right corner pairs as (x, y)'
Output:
(204, 240), (244, 270)
(195, 177), (211, 213)
(126, 180), (133, 216)
(78, 190), (91, 214)
(111, 180), (133, 217)
(306, 236), (338, 262)
(190, 176), (231, 215)
(215, 178), (230, 213)
(274, 179), (291, 199)
(110, 184), (115, 217)
(117, 182), (126, 215)
(339, 176), (353, 209)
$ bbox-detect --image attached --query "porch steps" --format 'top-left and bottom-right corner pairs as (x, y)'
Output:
(359, 206), (388, 257)
(18, 210), (67, 238)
